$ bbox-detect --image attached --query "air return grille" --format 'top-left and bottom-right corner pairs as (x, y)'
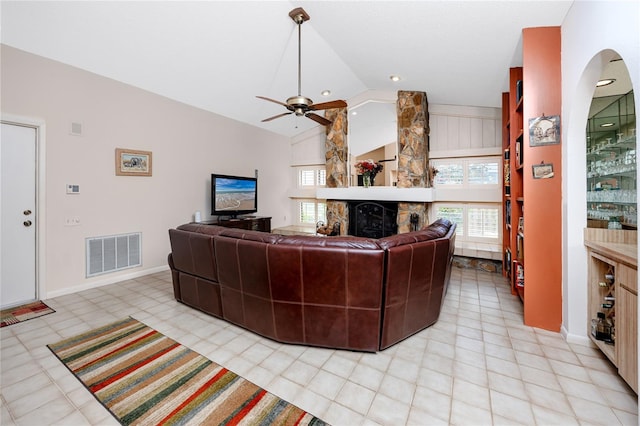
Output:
(86, 233), (141, 277)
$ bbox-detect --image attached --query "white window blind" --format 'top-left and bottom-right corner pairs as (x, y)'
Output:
(300, 170), (316, 186)
(297, 167), (326, 188)
(434, 164), (464, 185)
(468, 207), (499, 238)
(298, 200), (326, 224)
(435, 206), (464, 235)
(433, 203), (500, 243)
(318, 169), (326, 186)
(468, 162), (499, 185)
(432, 156), (500, 187)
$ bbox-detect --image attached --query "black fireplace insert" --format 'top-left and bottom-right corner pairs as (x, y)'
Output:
(348, 201), (398, 239)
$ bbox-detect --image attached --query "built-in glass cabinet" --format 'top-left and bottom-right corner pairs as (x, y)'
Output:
(587, 90), (636, 229)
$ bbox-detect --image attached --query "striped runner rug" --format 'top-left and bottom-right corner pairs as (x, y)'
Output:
(1, 300), (55, 327)
(47, 317), (328, 426)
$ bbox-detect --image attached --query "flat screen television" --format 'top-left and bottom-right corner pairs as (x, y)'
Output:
(211, 173), (258, 218)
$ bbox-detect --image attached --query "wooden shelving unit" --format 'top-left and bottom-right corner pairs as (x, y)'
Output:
(585, 228), (637, 393)
(501, 27), (562, 331)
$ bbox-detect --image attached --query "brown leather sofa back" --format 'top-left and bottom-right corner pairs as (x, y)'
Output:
(168, 218), (455, 352)
(168, 225), (227, 317)
(377, 218), (456, 349)
(214, 230), (385, 351)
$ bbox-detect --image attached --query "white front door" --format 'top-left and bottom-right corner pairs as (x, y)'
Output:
(1, 123), (37, 308)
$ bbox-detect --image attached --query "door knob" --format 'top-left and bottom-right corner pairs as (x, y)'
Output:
(23, 209), (32, 215)
(23, 220), (32, 227)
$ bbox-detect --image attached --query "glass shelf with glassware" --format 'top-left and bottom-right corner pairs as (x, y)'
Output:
(586, 90), (636, 229)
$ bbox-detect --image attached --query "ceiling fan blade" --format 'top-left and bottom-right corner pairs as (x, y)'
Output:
(256, 96), (289, 107)
(261, 112), (293, 122)
(309, 100), (348, 111)
(306, 113), (332, 126)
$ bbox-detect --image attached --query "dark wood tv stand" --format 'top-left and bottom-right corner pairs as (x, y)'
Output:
(202, 216), (271, 232)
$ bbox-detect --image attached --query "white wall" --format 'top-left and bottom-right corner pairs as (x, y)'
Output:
(561, 1), (640, 342)
(429, 104), (502, 157)
(1, 45), (291, 298)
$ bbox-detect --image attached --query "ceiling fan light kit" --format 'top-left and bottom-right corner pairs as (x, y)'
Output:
(257, 7), (347, 127)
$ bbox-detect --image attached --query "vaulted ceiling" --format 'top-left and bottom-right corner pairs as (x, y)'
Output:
(1, 1), (574, 137)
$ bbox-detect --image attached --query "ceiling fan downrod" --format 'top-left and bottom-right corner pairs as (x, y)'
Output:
(288, 8), (311, 114)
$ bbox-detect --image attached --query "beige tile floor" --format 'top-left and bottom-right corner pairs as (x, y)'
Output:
(1, 268), (637, 425)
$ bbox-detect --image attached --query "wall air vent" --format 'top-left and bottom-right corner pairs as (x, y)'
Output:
(86, 232), (141, 277)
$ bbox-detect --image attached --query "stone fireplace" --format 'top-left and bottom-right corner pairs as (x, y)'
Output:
(323, 91), (430, 236)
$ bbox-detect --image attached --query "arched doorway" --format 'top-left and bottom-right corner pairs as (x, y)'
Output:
(575, 52), (637, 393)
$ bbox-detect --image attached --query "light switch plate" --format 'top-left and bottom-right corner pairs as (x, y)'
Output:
(66, 184), (80, 194)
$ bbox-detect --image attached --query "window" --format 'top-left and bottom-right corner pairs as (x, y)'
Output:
(435, 206), (464, 235)
(298, 200), (326, 225)
(468, 207), (499, 238)
(292, 166), (327, 227)
(298, 167), (326, 187)
(432, 157), (500, 187)
(434, 164), (464, 185)
(433, 203), (500, 242)
(468, 161), (499, 185)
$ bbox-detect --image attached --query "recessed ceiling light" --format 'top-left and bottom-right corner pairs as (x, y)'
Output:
(351, 111), (358, 116)
(389, 75), (401, 82)
(596, 78), (616, 87)
(600, 122), (615, 127)
(321, 90), (331, 96)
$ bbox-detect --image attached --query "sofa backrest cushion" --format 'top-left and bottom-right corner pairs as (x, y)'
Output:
(218, 227), (282, 244)
(177, 223), (227, 236)
(275, 234), (380, 250)
(376, 218), (454, 250)
(168, 228), (218, 282)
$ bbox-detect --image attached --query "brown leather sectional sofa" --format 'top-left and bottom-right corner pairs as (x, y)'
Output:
(168, 218), (456, 352)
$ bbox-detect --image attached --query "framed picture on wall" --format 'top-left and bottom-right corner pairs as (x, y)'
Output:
(115, 148), (152, 177)
(529, 114), (560, 146)
(532, 163), (554, 179)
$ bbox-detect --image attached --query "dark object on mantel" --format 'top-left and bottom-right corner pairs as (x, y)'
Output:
(357, 174), (377, 186)
(316, 221), (340, 236)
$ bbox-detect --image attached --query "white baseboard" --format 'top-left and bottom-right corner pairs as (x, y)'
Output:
(562, 325), (594, 347)
(44, 265), (170, 300)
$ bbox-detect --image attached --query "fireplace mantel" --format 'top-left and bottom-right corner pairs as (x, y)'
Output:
(317, 187), (434, 202)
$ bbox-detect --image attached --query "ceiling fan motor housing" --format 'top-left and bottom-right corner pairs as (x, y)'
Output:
(287, 95), (313, 115)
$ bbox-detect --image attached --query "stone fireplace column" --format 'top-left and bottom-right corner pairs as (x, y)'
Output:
(324, 107), (348, 235)
(396, 91), (430, 233)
